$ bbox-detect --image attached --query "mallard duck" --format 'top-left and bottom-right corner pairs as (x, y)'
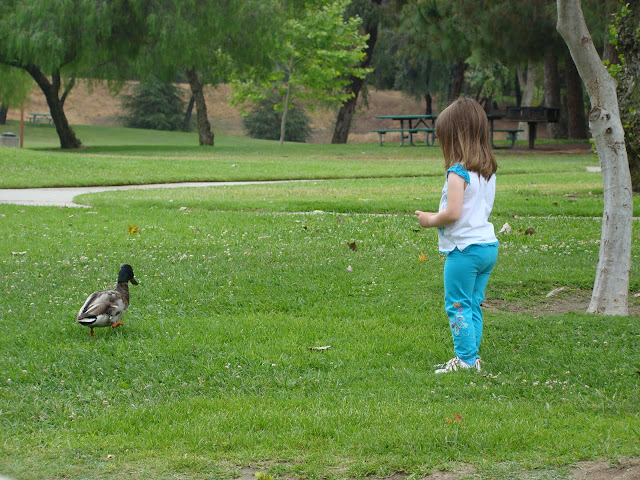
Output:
(77, 264), (138, 337)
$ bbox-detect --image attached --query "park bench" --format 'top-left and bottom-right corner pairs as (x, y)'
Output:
(371, 127), (436, 147)
(491, 128), (524, 149)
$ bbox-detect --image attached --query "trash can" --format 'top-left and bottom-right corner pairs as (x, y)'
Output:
(0, 132), (19, 148)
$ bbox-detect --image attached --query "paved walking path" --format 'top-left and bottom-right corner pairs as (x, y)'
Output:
(0, 180), (305, 208)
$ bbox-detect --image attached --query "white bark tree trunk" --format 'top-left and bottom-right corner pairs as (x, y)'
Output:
(517, 61), (537, 139)
(557, 0), (632, 316)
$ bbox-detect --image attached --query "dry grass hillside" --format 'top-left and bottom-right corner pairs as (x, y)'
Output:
(7, 80), (431, 144)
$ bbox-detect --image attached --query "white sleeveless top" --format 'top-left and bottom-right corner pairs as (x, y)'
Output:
(437, 164), (498, 253)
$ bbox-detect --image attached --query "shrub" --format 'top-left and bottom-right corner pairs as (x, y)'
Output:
(121, 79), (186, 131)
(243, 96), (311, 143)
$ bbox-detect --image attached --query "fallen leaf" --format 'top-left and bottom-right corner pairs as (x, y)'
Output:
(419, 252), (427, 262)
(347, 241), (358, 251)
(546, 286), (566, 298)
(524, 227), (535, 236)
(127, 223), (138, 235)
(446, 413), (463, 424)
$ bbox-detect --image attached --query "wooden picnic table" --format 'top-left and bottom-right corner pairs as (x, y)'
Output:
(28, 112), (53, 126)
(372, 114), (438, 146)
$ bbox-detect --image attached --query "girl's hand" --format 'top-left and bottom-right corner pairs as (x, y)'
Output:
(415, 210), (435, 228)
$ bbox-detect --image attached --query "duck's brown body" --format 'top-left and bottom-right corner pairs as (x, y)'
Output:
(77, 265), (137, 337)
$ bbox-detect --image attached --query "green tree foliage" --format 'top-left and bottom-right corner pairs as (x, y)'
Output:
(0, 65), (33, 123)
(243, 96), (311, 143)
(332, 0), (383, 144)
(138, 0), (281, 146)
(398, 0), (472, 103)
(0, 66), (32, 107)
(460, 0), (557, 63)
(121, 79), (187, 131)
(231, 0), (371, 145)
(0, 0), (148, 148)
(370, 28), (402, 90)
(464, 54), (511, 109)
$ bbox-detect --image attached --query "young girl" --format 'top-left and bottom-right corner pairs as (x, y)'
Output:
(415, 97), (498, 374)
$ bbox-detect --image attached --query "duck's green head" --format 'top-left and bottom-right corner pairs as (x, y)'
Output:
(118, 264), (138, 285)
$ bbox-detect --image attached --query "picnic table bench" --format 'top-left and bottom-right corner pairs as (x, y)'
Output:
(488, 115), (523, 149)
(28, 112), (53, 126)
(373, 114), (437, 146)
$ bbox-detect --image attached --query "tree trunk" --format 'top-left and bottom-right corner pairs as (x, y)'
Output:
(564, 50), (589, 138)
(185, 68), (214, 146)
(514, 71), (522, 106)
(0, 103), (7, 124)
(517, 61), (537, 139)
(24, 66), (82, 149)
(544, 48), (566, 139)
(183, 94), (195, 132)
(279, 83), (292, 146)
(60, 73), (76, 108)
(557, 0), (632, 316)
(425, 93), (432, 115)
(424, 60), (433, 115)
(449, 58), (467, 103)
(616, 1), (640, 193)
(331, 0), (381, 144)
(331, 82), (360, 144)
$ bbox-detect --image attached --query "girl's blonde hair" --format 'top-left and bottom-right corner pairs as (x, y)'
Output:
(435, 97), (497, 180)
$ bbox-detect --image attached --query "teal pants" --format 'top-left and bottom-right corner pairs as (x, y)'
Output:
(443, 244), (498, 366)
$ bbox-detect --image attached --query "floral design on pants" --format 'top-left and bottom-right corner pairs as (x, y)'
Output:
(450, 305), (468, 336)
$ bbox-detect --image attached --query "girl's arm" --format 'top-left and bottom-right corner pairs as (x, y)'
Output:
(415, 172), (466, 228)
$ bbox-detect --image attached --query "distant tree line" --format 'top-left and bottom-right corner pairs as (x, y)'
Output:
(0, 0), (637, 181)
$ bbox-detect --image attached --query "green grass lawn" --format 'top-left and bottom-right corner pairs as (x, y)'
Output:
(0, 125), (638, 480)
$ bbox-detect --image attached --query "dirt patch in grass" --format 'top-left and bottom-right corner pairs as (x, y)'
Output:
(484, 288), (640, 317)
(235, 458), (640, 480)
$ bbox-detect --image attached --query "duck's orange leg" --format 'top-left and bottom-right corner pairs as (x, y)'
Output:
(112, 321), (124, 328)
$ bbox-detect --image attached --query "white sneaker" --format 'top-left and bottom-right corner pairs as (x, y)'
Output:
(434, 357), (474, 374)
(473, 358), (483, 371)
